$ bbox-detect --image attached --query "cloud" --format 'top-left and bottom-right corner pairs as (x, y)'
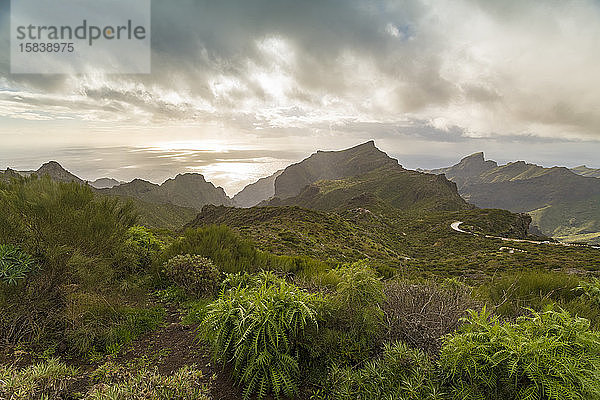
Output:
(0, 0), (599, 163)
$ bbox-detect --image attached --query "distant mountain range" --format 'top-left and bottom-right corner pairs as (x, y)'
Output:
(571, 165), (600, 179)
(264, 141), (469, 213)
(99, 174), (232, 209)
(0, 161), (229, 228)
(90, 178), (123, 189)
(3, 143), (599, 245)
(427, 153), (600, 244)
(232, 169), (284, 208)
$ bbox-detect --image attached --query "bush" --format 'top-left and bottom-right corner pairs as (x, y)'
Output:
(440, 308), (600, 400)
(482, 271), (581, 317)
(305, 263), (385, 373)
(122, 225), (163, 272)
(162, 254), (220, 297)
(321, 342), (443, 400)
(481, 271), (600, 329)
(199, 273), (319, 399)
(0, 177), (138, 347)
(157, 225), (328, 275)
(0, 244), (37, 285)
(87, 365), (210, 400)
(578, 278), (600, 306)
(383, 278), (478, 355)
(0, 358), (79, 399)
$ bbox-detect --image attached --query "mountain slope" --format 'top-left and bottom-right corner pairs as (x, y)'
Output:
(34, 161), (85, 184)
(571, 166), (600, 178)
(429, 153), (600, 244)
(268, 166), (470, 213)
(233, 169), (284, 207)
(186, 204), (598, 277)
(101, 173), (232, 210)
(273, 141), (399, 199)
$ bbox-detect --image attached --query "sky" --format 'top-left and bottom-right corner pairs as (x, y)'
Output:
(1, 0), (600, 196)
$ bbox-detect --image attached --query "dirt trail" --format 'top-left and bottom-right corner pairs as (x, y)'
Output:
(116, 304), (243, 400)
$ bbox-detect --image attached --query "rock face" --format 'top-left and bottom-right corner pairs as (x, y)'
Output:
(233, 169), (284, 208)
(273, 141), (400, 200)
(101, 173), (232, 210)
(429, 152), (498, 188)
(90, 178), (123, 189)
(428, 153), (600, 244)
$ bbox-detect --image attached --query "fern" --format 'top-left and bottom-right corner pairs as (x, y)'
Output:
(199, 272), (319, 399)
(439, 307), (600, 400)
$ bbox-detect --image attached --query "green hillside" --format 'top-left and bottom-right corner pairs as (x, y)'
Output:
(269, 166), (470, 213)
(189, 205), (599, 277)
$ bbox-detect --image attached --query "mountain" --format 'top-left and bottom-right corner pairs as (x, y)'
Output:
(33, 161), (85, 184)
(232, 169), (284, 208)
(427, 152), (498, 188)
(267, 166), (470, 213)
(273, 140), (400, 200)
(571, 166), (600, 178)
(101, 173), (232, 210)
(429, 153), (600, 244)
(90, 178), (123, 189)
(262, 142), (469, 214)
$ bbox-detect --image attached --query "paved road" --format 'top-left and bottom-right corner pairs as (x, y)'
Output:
(451, 221), (600, 250)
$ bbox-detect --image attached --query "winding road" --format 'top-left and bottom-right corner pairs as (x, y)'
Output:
(451, 221), (600, 250)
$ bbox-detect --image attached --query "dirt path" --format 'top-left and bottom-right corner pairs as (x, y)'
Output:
(116, 304), (243, 400)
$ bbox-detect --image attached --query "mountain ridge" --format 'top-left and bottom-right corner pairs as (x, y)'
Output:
(428, 153), (600, 244)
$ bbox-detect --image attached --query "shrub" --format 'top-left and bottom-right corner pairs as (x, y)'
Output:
(122, 225), (163, 272)
(440, 308), (600, 400)
(162, 254), (220, 297)
(481, 271), (600, 329)
(0, 244), (37, 285)
(383, 278), (478, 355)
(577, 278), (600, 306)
(157, 225), (328, 275)
(0, 177), (138, 346)
(305, 263), (385, 372)
(0, 358), (79, 399)
(199, 273), (319, 399)
(87, 365), (210, 400)
(322, 342), (443, 400)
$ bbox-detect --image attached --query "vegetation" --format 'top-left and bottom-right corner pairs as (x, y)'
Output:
(159, 224), (330, 276)
(0, 176), (160, 354)
(322, 342), (443, 400)
(162, 254), (220, 296)
(440, 308), (600, 400)
(0, 244), (37, 285)
(87, 365), (210, 399)
(200, 272), (319, 399)
(2, 160), (600, 399)
(0, 358), (79, 399)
